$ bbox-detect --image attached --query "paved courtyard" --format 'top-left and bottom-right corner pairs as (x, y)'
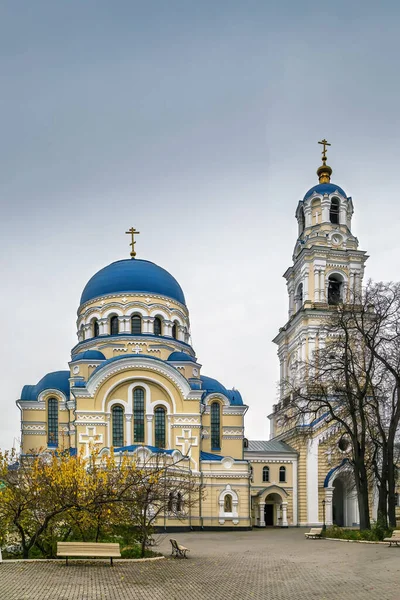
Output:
(1, 529), (400, 600)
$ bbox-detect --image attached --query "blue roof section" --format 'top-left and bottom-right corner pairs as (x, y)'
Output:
(114, 444), (175, 455)
(89, 353), (169, 380)
(168, 351), (197, 362)
(72, 380), (87, 388)
(80, 259), (186, 306)
(324, 458), (349, 487)
(200, 375), (244, 406)
(200, 451), (224, 461)
(20, 371), (70, 401)
(303, 183), (347, 200)
(71, 350), (106, 361)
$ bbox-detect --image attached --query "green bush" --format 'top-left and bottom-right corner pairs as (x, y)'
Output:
(324, 523), (393, 542)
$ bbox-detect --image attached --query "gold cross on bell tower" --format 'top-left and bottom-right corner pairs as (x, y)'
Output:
(125, 227), (140, 259)
(318, 138), (331, 165)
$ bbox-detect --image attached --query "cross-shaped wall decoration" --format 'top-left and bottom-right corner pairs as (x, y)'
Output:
(78, 426), (103, 457)
(176, 429), (198, 457)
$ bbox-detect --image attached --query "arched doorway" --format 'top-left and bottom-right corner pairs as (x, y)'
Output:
(264, 492), (282, 526)
(325, 465), (359, 527)
(332, 478), (345, 526)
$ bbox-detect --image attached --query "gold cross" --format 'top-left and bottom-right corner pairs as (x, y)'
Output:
(125, 227), (140, 258)
(318, 139), (331, 164)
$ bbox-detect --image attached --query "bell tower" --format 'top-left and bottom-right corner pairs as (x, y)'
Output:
(271, 142), (368, 422)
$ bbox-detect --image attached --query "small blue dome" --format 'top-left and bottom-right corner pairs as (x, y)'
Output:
(303, 183), (347, 201)
(200, 375), (243, 406)
(80, 259), (186, 306)
(168, 351), (197, 362)
(21, 371), (70, 401)
(71, 350), (106, 361)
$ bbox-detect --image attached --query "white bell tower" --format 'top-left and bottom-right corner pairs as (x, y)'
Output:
(272, 141), (368, 407)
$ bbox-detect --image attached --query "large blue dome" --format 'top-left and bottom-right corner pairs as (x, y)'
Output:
(80, 259), (186, 306)
(303, 183), (347, 200)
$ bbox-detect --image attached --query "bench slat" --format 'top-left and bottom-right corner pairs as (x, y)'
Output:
(57, 542), (121, 557)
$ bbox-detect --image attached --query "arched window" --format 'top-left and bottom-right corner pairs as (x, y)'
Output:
(154, 317), (162, 336)
(328, 275), (343, 305)
(93, 319), (99, 337)
(133, 388), (145, 443)
(131, 314), (142, 334)
(167, 492), (174, 512)
(48, 398), (59, 447)
(243, 438), (249, 449)
(110, 315), (119, 335)
(330, 198), (340, 224)
(112, 405), (124, 447)
(224, 494), (232, 513)
(279, 466), (286, 483)
(211, 402), (221, 450)
(299, 206), (305, 233)
(154, 406), (166, 448)
(263, 466), (270, 483)
(172, 321), (178, 339)
(311, 198), (321, 226)
(295, 283), (303, 311)
(176, 492), (183, 512)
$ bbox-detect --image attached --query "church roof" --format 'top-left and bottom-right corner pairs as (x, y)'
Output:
(71, 350), (106, 361)
(246, 440), (297, 454)
(200, 375), (244, 406)
(80, 259), (186, 306)
(200, 451), (224, 461)
(303, 182), (347, 200)
(168, 351), (197, 362)
(20, 371), (70, 401)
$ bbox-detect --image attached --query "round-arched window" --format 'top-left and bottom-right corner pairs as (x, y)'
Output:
(154, 317), (162, 336)
(110, 315), (119, 335)
(131, 315), (142, 334)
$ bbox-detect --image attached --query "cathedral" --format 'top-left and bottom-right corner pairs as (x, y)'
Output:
(17, 143), (372, 528)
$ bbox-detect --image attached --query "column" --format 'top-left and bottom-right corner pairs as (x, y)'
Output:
(349, 272), (355, 302)
(314, 269), (320, 302)
(259, 502), (265, 527)
(146, 415), (153, 446)
(99, 318), (108, 335)
(281, 502), (288, 528)
(125, 415), (132, 446)
(177, 325), (186, 342)
(292, 457), (298, 526)
(324, 487), (334, 526)
(304, 204), (312, 228)
(303, 271), (309, 301)
(288, 285), (294, 317)
(164, 320), (173, 337)
(276, 505), (281, 525)
(321, 199), (330, 222)
(339, 203), (346, 225)
(319, 270), (325, 302)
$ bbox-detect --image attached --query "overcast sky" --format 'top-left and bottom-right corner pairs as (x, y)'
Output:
(1, 1), (400, 450)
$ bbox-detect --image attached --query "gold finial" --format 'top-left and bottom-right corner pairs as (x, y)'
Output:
(317, 139), (332, 183)
(125, 227), (140, 258)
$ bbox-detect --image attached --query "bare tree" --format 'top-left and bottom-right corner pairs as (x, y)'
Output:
(282, 281), (400, 529)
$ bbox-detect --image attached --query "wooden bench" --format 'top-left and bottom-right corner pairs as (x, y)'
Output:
(170, 538), (190, 558)
(57, 542), (121, 566)
(304, 528), (323, 539)
(384, 531), (400, 547)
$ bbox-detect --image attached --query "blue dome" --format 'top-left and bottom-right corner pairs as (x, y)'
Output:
(303, 183), (347, 201)
(200, 375), (243, 406)
(71, 350), (106, 361)
(168, 351), (197, 362)
(80, 259), (186, 306)
(21, 371), (70, 401)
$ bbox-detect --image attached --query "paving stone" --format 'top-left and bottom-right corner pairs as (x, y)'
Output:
(0, 529), (399, 600)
